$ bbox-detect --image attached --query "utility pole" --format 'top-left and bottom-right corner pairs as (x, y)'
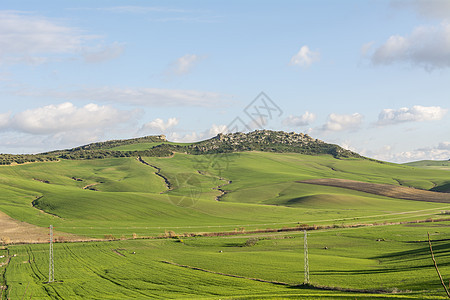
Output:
(48, 225), (54, 283)
(304, 230), (309, 284)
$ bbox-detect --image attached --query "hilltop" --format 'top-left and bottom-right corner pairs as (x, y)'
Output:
(403, 159), (450, 168)
(187, 130), (361, 158)
(0, 130), (362, 165)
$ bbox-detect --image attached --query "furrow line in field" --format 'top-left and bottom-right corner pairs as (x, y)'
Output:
(161, 261), (407, 295)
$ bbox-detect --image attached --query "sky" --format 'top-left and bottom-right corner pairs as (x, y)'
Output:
(0, 0), (450, 163)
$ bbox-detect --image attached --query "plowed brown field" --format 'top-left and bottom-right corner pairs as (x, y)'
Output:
(299, 178), (450, 203)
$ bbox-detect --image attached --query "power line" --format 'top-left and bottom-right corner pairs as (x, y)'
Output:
(48, 225), (54, 283)
(304, 230), (309, 284)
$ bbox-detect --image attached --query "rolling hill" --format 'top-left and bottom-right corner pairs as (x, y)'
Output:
(1, 131), (450, 299)
(1, 130), (362, 165)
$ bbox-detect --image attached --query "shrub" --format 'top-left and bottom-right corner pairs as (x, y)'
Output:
(164, 230), (177, 238)
(104, 234), (116, 240)
(1, 237), (11, 244)
(56, 236), (66, 243)
(244, 238), (259, 247)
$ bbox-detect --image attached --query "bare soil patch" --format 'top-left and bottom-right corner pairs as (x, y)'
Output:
(82, 183), (99, 190)
(0, 210), (85, 244)
(299, 178), (450, 203)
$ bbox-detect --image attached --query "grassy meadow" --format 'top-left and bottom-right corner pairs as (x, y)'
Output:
(403, 160), (450, 170)
(1, 151), (450, 298)
(4, 222), (450, 299)
(0, 153), (450, 238)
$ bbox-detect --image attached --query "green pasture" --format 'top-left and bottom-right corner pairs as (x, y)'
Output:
(4, 222), (450, 299)
(403, 160), (450, 170)
(1, 152), (450, 299)
(1, 153), (450, 238)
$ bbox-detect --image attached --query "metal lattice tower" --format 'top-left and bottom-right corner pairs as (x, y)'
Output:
(304, 230), (309, 284)
(48, 225), (54, 283)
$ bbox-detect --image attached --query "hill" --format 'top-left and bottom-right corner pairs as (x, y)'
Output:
(2, 135), (450, 298)
(0, 130), (362, 165)
(186, 130), (362, 158)
(403, 159), (450, 170)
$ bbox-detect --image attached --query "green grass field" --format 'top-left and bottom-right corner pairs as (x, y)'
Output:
(403, 160), (450, 170)
(4, 223), (450, 299)
(0, 153), (449, 238)
(1, 151), (450, 298)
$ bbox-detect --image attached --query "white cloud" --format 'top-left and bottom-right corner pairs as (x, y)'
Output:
(169, 131), (205, 143)
(15, 86), (225, 107)
(391, 0), (450, 20)
(209, 124), (227, 135)
(339, 140), (360, 153)
(380, 144), (450, 163)
(320, 113), (363, 132)
(0, 11), (122, 65)
(290, 46), (320, 68)
(377, 105), (447, 126)
(283, 111), (316, 127)
(0, 112), (11, 130)
(167, 123), (228, 143)
(169, 54), (203, 75)
(0, 102), (137, 152)
(8, 102), (134, 135)
(75, 6), (187, 14)
(437, 142), (450, 150)
(140, 117), (178, 133)
(365, 141), (450, 163)
(82, 43), (125, 63)
(369, 22), (450, 70)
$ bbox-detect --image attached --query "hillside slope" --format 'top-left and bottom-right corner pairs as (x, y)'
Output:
(1, 151), (450, 240)
(1, 130), (362, 165)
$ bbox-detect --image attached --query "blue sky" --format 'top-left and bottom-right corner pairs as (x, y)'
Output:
(1, 0), (450, 162)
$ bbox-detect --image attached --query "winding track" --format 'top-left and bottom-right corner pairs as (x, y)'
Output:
(137, 156), (172, 192)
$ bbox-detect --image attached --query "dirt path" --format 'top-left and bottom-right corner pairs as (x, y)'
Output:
(82, 183), (99, 190)
(213, 179), (232, 201)
(0, 210), (85, 244)
(137, 156), (172, 192)
(299, 178), (450, 203)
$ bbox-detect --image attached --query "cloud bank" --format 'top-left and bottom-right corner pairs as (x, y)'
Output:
(320, 113), (363, 132)
(283, 111), (316, 127)
(368, 22), (450, 70)
(15, 86), (225, 107)
(391, 0), (450, 20)
(377, 105), (447, 126)
(0, 11), (122, 65)
(140, 117), (178, 133)
(0, 102), (137, 149)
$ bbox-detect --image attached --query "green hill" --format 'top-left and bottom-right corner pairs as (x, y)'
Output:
(1, 130), (362, 165)
(2, 132), (450, 299)
(1, 151), (450, 239)
(403, 159), (450, 170)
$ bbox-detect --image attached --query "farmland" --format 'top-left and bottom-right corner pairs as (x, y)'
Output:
(3, 223), (450, 299)
(1, 143), (450, 298)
